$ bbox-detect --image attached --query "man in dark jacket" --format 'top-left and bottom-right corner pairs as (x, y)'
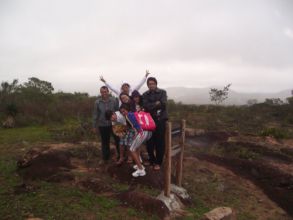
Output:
(143, 77), (168, 170)
(93, 86), (120, 163)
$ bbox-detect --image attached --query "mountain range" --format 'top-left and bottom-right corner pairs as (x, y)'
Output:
(165, 87), (293, 105)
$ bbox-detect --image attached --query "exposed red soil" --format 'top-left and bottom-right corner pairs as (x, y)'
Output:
(17, 148), (74, 181)
(117, 190), (170, 219)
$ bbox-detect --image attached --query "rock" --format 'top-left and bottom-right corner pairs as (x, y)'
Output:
(202, 207), (235, 220)
(156, 192), (182, 212)
(265, 136), (279, 145)
(170, 184), (191, 204)
(25, 214), (43, 220)
(2, 116), (15, 128)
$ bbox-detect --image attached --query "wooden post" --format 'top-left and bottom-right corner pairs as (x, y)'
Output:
(176, 119), (186, 187)
(164, 121), (172, 197)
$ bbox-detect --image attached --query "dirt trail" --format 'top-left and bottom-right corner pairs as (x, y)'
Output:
(186, 134), (293, 218)
(184, 156), (289, 220)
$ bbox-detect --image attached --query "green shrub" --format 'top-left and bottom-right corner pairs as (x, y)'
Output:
(259, 127), (288, 139)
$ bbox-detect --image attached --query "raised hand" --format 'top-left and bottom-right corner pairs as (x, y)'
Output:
(100, 75), (106, 83)
(145, 70), (151, 77)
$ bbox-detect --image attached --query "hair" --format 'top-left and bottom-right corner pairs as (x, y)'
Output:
(119, 92), (131, 102)
(131, 90), (141, 98)
(121, 83), (130, 89)
(147, 77), (157, 85)
(105, 110), (114, 120)
(100, 86), (109, 91)
(119, 103), (130, 112)
(131, 90), (143, 106)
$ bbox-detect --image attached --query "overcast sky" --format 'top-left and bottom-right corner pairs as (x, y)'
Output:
(0, 0), (293, 95)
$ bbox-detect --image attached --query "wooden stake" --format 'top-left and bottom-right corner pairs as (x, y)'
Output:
(164, 121), (172, 197)
(176, 119), (186, 187)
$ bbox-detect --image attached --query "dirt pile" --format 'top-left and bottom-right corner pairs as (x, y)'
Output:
(17, 147), (74, 182)
(117, 190), (170, 219)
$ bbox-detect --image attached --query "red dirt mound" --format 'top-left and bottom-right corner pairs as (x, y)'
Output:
(17, 148), (75, 182)
(117, 190), (170, 219)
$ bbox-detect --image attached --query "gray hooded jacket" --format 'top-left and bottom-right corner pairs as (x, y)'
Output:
(93, 96), (119, 128)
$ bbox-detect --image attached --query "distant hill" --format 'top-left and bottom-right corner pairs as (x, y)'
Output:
(165, 87), (292, 105)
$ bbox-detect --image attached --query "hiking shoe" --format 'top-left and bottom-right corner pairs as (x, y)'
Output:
(132, 169), (146, 177)
(133, 164), (145, 170)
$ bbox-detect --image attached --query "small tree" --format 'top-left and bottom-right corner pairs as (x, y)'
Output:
(287, 97), (293, 105)
(264, 98), (284, 106)
(0, 79), (20, 116)
(209, 84), (231, 105)
(23, 77), (54, 95)
(247, 99), (258, 106)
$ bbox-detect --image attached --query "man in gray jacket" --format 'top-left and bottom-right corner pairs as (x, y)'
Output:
(93, 86), (120, 163)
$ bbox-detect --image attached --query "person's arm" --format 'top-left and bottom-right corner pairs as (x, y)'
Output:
(100, 75), (120, 95)
(143, 93), (157, 113)
(92, 100), (100, 129)
(157, 90), (167, 111)
(132, 70), (150, 91)
(143, 90), (167, 112)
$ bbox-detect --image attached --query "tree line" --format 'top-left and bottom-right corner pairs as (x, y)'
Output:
(1, 78), (292, 128)
(0, 77), (95, 127)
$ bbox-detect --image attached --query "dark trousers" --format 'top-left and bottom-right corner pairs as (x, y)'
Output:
(98, 126), (120, 161)
(146, 120), (166, 165)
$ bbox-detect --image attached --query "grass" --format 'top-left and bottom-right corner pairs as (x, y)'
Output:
(111, 182), (129, 192)
(0, 126), (51, 145)
(0, 157), (134, 220)
(1, 181), (122, 219)
(184, 198), (210, 220)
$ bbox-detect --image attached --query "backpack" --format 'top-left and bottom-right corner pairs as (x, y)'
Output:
(135, 111), (156, 131)
(135, 111), (157, 131)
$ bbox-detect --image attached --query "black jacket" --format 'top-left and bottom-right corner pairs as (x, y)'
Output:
(142, 88), (168, 122)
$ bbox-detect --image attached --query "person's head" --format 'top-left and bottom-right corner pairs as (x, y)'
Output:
(100, 86), (109, 99)
(147, 77), (158, 91)
(131, 90), (141, 104)
(119, 92), (131, 104)
(105, 110), (117, 121)
(121, 83), (130, 94)
(119, 103), (130, 116)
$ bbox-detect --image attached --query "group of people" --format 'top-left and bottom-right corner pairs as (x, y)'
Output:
(92, 70), (168, 177)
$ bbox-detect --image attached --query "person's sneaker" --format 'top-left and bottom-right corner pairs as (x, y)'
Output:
(133, 164), (145, 170)
(132, 169), (146, 177)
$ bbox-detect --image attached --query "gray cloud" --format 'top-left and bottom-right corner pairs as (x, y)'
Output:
(0, 0), (293, 95)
